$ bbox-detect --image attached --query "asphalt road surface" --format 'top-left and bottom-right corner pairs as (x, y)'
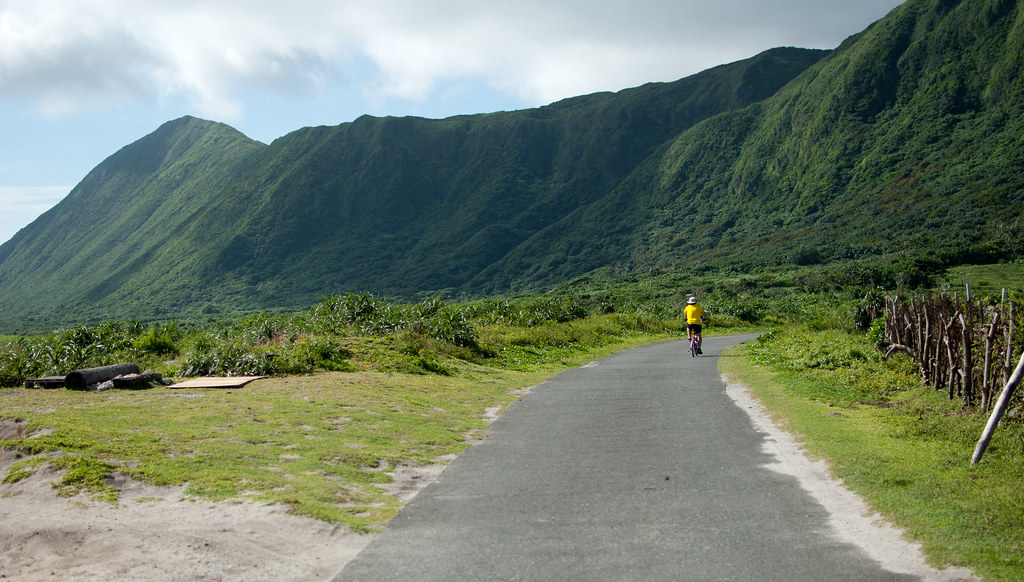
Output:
(333, 335), (942, 581)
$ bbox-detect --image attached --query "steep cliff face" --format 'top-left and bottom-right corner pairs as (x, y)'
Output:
(489, 0), (1024, 286)
(0, 48), (826, 323)
(0, 0), (1020, 327)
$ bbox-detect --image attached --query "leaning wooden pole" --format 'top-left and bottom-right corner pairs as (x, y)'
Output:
(972, 350), (1024, 465)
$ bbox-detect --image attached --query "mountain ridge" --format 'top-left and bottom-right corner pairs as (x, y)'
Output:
(0, 45), (827, 326)
(1, 0), (1021, 328)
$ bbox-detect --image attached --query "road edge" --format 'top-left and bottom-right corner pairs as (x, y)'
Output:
(720, 372), (977, 582)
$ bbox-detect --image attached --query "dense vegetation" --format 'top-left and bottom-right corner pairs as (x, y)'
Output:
(0, 274), (741, 388)
(1, 240), (1015, 388)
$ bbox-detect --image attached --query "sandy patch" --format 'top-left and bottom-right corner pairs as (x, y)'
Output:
(1, 371), (514, 582)
(0, 447), (448, 582)
(722, 373), (978, 582)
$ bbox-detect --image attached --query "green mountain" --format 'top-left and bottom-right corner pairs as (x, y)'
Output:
(482, 0), (1024, 288)
(0, 47), (824, 325)
(1, 0), (1021, 328)
(0, 119), (267, 326)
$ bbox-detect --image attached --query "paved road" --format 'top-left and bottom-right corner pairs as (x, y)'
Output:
(333, 335), (920, 581)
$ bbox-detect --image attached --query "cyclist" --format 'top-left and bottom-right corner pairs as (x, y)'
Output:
(684, 296), (705, 355)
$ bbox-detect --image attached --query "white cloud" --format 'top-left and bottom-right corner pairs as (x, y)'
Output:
(0, 186), (69, 243)
(0, 0), (905, 120)
(0, 185), (69, 208)
(0, 0), (355, 119)
(0, 6), (153, 115)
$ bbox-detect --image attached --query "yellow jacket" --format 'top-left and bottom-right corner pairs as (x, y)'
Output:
(684, 304), (704, 325)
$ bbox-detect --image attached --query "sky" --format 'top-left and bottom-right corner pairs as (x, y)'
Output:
(0, 0), (906, 244)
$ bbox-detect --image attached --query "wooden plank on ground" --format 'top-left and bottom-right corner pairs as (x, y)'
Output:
(25, 376), (66, 389)
(169, 376), (265, 389)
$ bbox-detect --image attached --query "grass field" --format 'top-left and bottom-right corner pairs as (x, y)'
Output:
(940, 263), (1024, 297)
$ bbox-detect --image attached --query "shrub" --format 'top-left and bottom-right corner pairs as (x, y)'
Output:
(180, 343), (278, 377)
(284, 337), (356, 373)
(310, 293), (404, 336)
(134, 328), (179, 356)
(238, 314), (290, 346)
(422, 307), (479, 349)
(0, 342), (33, 387)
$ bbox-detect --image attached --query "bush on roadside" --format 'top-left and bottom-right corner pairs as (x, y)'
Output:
(134, 327), (179, 356)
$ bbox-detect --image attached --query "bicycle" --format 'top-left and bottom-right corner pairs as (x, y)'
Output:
(689, 334), (699, 357)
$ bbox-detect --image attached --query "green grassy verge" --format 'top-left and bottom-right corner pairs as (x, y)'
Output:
(720, 328), (1024, 581)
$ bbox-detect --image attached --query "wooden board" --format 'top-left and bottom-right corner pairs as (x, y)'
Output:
(25, 376), (66, 389)
(169, 376), (265, 389)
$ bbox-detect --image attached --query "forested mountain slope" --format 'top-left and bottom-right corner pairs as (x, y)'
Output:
(0, 47), (824, 324)
(0, 0), (1021, 327)
(0, 120), (266, 325)
(476, 0), (1024, 289)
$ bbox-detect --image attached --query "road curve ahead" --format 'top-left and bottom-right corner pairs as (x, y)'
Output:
(334, 335), (927, 581)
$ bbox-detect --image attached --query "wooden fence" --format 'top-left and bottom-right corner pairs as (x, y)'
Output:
(881, 289), (1024, 464)
(882, 291), (1016, 410)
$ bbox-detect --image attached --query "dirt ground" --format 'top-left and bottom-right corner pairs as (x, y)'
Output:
(0, 447), (451, 582)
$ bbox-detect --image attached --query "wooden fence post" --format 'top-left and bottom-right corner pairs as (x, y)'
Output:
(982, 310), (1001, 411)
(960, 313), (973, 407)
(944, 318), (957, 400)
(924, 302), (935, 388)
